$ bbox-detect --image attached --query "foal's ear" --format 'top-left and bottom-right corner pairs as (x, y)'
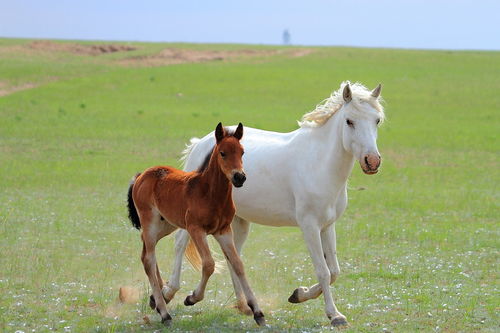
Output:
(343, 84), (352, 103)
(233, 122), (243, 140)
(215, 122), (225, 143)
(371, 83), (382, 98)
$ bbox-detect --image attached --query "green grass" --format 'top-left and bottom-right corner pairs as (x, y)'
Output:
(0, 38), (498, 332)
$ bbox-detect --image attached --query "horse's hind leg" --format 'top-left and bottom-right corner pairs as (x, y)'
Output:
(140, 211), (172, 326)
(226, 216), (253, 315)
(183, 227), (214, 306)
(214, 227), (265, 326)
(162, 229), (190, 303)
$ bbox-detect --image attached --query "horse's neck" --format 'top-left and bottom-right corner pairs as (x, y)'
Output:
(200, 151), (232, 201)
(295, 111), (355, 191)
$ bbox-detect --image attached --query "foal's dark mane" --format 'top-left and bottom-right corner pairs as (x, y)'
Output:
(196, 127), (237, 173)
(197, 147), (214, 173)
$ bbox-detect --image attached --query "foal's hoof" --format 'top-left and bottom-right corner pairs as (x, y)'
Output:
(253, 311), (266, 326)
(161, 313), (173, 327)
(184, 294), (196, 306)
(288, 288), (301, 303)
(149, 295), (156, 310)
(234, 300), (253, 316)
(331, 315), (348, 327)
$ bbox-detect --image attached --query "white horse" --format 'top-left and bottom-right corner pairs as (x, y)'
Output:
(162, 81), (384, 326)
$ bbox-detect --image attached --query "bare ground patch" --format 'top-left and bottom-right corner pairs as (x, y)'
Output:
(0, 81), (37, 97)
(27, 40), (137, 56)
(117, 47), (315, 67)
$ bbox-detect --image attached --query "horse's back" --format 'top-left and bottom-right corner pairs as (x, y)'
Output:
(184, 126), (299, 226)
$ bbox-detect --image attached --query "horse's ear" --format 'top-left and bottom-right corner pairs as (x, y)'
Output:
(343, 84), (352, 103)
(371, 83), (382, 98)
(215, 122), (225, 143)
(233, 122), (243, 140)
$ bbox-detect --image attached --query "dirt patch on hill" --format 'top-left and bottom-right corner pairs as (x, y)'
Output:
(117, 47), (314, 67)
(0, 81), (38, 97)
(27, 40), (137, 56)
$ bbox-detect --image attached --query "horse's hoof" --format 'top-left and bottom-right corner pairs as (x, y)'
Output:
(331, 315), (348, 327)
(149, 295), (156, 310)
(161, 313), (172, 327)
(253, 311), (266, 326)
(184, 294), (196, 306)
(288, 288), (301, 303)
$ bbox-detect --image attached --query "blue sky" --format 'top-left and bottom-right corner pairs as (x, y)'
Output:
(1, 0), (499, 50)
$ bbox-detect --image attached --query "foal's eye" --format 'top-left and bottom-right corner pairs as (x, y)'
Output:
(220, 151), (226, 158)
(242, 151), (245, 156)
(346, 119), (354, 127)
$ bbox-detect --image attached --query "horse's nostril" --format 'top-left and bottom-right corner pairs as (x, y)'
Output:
(364, 156), (369, 166)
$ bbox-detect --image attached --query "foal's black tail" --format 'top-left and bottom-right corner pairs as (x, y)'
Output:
(127, 173), (141, 230)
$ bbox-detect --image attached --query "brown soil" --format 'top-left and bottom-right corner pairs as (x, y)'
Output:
(27, 40), (136, 56)
(117, 47), (314, 67)
(118, 286), (141, 304)
(0, 81), (37, 97)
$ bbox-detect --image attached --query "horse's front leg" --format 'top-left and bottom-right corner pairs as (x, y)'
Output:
(183, 228), (214, 306)
(162, 229), (190, 303)
(293, 220), (347, 327)
(214, 227), (265, 326)
(288, 223), (341, 302)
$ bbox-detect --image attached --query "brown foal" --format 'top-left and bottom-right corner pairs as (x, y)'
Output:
(127, 123), (265, 326)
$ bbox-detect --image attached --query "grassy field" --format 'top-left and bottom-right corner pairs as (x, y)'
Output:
(0, 39), (498, 332)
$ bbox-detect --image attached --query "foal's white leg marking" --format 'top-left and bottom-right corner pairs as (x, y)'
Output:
(299, 221), (342, 321)
(141, 213), (171, 323)
(163, 229), (190, 302)
(225, 216), (253, 314)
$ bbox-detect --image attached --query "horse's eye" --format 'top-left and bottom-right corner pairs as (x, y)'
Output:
(220, 151), (226, 158)
(346, 119), (354, 127)
(376, 119), (381, 125)
(242, 151), (245, 156)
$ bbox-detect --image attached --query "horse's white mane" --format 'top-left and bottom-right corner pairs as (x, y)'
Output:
(298, 81), (385, 128)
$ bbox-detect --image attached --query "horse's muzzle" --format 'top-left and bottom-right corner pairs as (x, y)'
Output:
(361, 154), (381, 175)
(232, 172), (246, 188)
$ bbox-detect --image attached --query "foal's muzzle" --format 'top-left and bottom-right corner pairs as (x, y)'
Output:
(232, 172), (246, 188)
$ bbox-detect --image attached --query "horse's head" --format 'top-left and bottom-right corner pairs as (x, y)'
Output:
(214, 122), (246, 187)
(341, 83), (383, 175)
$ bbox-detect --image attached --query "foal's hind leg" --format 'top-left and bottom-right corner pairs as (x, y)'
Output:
(214, 227), (265, 326)
(183, 227), (215, 306)
(146, 220), (178, 310)
(140, 211), (172, 326)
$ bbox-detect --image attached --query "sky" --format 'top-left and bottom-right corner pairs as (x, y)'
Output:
(1, 0), (499, 50)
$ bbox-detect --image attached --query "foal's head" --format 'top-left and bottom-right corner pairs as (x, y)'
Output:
(214, 122), (246, 187)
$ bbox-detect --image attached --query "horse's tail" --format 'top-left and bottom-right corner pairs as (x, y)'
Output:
(127, 173), (141, 230)
(180, 137), (201, 169)
(185, 236), (225, 273)
(185, 237), (202, 271)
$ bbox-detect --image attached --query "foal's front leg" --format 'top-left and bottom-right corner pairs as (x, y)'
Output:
(183, 228), (215, 306)
(214, 227), (265, 326)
